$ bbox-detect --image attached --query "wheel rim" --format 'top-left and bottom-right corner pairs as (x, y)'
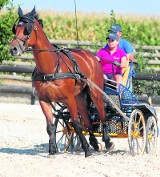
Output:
(128, 109), (146, 156)
(54, 118), (68, 152)
(54, 118), (82, 152)
(146, 116), (158, 154)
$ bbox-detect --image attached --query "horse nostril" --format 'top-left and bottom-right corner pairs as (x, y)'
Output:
(13, 47), (18, 52)
(10, 47), (18, 56)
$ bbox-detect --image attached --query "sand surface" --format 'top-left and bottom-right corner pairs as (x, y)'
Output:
(0, 103), (160, 177)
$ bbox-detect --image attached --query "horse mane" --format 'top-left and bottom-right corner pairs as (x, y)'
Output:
(23, 10), (43, 28)
(34, 13), (43, 28)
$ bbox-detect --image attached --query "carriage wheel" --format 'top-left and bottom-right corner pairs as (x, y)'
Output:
(146, 116), (158, 154)
(54, 118), (68, 152)
(54, 118), (81, 152)
(128, 109), (146, 156)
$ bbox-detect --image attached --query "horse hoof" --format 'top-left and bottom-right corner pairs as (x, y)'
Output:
(90, 143), (99, 152)
(47, 153), (55, 159)
(106, 142), (114, 152)
(85, 151), (92, 158)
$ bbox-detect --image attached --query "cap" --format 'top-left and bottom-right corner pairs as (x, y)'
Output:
(106, 33), (119, 41)
(108, 24), (122, 33)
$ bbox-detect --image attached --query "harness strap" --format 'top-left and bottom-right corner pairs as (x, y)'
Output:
(32, 71), (81, 81)
(31, 46), (87, 81)
(61, 49), (80, 74)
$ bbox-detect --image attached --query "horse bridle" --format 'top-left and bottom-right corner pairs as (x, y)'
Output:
(12, 15), (84, 81)
(12, 16), (37, 52)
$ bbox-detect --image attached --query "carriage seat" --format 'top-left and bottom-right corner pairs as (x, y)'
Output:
(122, 64), (130, 87)
(122, 60), (135, 91)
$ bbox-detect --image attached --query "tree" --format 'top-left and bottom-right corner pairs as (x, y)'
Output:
(0, 0), (17, 63)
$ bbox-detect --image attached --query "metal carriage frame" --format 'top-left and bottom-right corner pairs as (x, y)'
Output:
(104, 80), (158, 155)
(51, 75), (158, 156)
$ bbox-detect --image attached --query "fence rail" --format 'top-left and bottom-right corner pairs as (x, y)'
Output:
(1, 65), (160, 81)
(50, 40), (160, 58)
(9, 40), (160, 65)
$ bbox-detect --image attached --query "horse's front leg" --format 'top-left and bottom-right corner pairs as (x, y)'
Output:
(39, 100), (56, 155)
(66, 97), (91, 157)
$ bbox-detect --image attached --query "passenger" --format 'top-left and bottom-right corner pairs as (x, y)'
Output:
(105, 23), (134, 64)
(97, 33), (127, 90)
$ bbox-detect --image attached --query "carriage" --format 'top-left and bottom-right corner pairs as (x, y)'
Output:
(10, 7), (158, 157)
(50, 61), (158, 156)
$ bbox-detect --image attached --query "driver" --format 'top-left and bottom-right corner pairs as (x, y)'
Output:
(104, 24), (135, 89)
(97, 33), (127, 90)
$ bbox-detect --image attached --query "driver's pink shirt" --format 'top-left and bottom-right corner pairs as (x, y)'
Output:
(97, 47), (126, 74)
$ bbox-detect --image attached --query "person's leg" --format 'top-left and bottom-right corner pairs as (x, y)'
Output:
(113, 74), (122, 90)
(103, 74), (108, 80)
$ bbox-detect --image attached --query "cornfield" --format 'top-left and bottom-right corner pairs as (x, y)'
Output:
(38, 11), (160, 46)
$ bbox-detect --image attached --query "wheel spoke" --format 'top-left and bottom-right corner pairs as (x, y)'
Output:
(146, 116), (157, 154)
(128, 109), (146, 156)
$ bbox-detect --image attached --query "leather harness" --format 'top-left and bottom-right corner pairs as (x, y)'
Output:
(32, 47), (86, 82)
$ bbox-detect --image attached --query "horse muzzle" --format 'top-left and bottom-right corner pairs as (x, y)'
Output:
(10, 45), (23, 56)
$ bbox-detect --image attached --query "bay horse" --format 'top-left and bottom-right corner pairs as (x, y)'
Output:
(10, 7), (114, 157)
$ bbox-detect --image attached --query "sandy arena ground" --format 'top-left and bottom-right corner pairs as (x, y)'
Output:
(0, 103), (160, 177)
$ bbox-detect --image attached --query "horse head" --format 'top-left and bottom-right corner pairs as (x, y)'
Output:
(10, 7), (43, 56)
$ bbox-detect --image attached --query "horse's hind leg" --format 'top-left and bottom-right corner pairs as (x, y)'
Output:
(102, 124), (114, 151)
(75, 93), (99, 152)
(89, 90), (114, 151)
(66, 96), (91, 157)
(39, 100), (56, 155)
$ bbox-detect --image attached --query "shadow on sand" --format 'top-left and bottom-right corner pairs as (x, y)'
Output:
(0, 143), (49, 155)
(0, 143), (129, 157)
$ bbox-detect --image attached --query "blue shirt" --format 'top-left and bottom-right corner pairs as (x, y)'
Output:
(104, 38), (134, 54)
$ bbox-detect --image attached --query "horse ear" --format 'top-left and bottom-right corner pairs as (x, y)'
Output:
(18, 7), (23, 17)
(30, 6), (36, 16)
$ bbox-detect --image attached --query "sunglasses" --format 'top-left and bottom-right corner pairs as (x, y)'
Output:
(107, 38), (115, 42)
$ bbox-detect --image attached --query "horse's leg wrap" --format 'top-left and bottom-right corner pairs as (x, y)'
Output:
(102, 124), (114, 151)
(47, 123), (56, 155)
(88, 128), (99, 151)
(72, 121), (91, 157)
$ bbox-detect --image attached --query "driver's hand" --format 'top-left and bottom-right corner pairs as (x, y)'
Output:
(112, 61), (121, 66)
